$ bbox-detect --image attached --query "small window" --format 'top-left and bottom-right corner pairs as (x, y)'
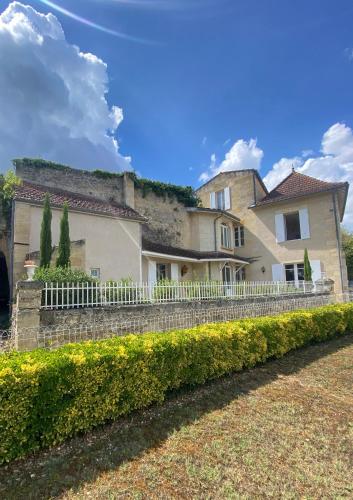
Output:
(297, 263), (305, 281)
(216, 190), (225, 210)
(284, 212), (301, 241)
(234, 226), (245, 247)
(90, 268), (100, 280)
(221, 224), (231, 248)
(156, 263), (171, 281)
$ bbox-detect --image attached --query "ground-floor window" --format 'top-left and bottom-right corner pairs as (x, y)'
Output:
(156, 263), (171, 281)
(237, 267), (246, 281)
(285, 262), (304, 283)
(222, 264), (232, 283)
(90, 268), (101, 280)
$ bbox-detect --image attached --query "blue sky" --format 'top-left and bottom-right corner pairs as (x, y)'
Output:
(1, 0), (353, 197)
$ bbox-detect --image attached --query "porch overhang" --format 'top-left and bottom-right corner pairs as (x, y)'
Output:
(142, 250), (249, 266)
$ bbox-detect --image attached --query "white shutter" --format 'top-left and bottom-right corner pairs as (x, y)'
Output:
(224, 187), (231, 210)
(299, 208), (310, 239)
(210, 192), (216, 209)
(275, 213), (285, 243)
(148, 260), (157, 285)
(310, 260), (322, 284)
(272, 263), (285, 281)
(171, 263), (179, 281)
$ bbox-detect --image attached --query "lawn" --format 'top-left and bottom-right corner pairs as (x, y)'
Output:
(1, 333), (352, 499)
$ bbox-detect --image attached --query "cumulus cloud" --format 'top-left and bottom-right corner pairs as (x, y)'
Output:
(263, 122), (353, 228)
(0, 2), (131, 173)
(199, 138), (263, 182)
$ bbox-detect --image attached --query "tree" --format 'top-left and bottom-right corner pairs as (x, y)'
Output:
(304, 248), (312, 282)
(40, 194), (52, 268)
(342, 228), (353, 281)
(56, 202), (71, 268)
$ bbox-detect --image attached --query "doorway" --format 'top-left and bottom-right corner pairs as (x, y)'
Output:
(0, 252), (10, 327)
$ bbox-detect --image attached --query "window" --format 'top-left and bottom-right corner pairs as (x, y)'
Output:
(284, 212), (301, 241)
(222, 264), (232, 283)
(216, 190), (225, 210)
(285, 263), (304, 283)
(237, 267), (246, 281)
(90, 268), (100, 279)
(234, 225), (245, 247)
(221, 224), (231, 248)
(156, 263), (171, 281)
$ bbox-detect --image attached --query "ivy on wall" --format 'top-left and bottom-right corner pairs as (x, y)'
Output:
(0, 171), (21, 225)
(14, 158), (201, 207)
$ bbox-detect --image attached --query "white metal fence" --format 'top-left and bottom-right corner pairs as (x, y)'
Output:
(42, 280), (315, 310)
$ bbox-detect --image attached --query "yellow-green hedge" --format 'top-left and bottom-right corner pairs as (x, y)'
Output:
(1, 303), (353, 463)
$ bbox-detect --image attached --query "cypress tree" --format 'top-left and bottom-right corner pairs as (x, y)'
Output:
(40, 194), (52, 268)
(304, 248), (312, 282)
(56, 202), (71, 267)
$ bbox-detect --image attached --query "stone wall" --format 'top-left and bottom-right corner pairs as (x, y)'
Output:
(134, 188), (192, 248)
(15, 161), (125, 204)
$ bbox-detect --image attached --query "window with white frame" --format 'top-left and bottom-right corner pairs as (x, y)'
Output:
(237, 267), (246, 281)
(156, 263), (171, 281)
(221, 224), (231, 248)
(210, 187), (231, 210)
(275, 208), (310, 243)
(216, 190), (225, 210)
(90, 268), (100, 279)
(284, 212), (301, 241)
(222, 263), (232, 283)
(234, 225), (245, 247)
(285, 263), (304, 283)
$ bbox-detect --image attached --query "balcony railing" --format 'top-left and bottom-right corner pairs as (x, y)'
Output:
(41, 280), (315, 310)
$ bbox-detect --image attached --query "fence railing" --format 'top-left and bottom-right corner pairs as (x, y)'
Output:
(41, 280), (316, 310)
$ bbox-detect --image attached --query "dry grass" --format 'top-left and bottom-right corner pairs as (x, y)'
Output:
(1, 334), (353, 499)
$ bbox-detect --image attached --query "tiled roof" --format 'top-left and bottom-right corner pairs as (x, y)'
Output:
(256, 171), (348, 206)
(142, 239), (249, 263)
(14, 181), (146, 221)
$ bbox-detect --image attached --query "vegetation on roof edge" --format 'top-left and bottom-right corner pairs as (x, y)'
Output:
(13, 158), (200, 207)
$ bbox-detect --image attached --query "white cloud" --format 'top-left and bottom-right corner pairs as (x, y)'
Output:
(344, 48), (353, 61)
(263, 122), (353, 228)
(201, 136), (207, 146)
(199, 138), (263, 182)
(0, 2), (131, 173)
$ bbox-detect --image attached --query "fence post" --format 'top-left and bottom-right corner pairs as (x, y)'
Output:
(12, 281), (43, 351)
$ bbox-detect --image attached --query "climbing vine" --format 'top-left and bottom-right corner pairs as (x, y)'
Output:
(0, 171), (21, 224)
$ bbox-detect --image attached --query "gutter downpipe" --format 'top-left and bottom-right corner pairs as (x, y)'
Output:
(332, 191), (344, 293)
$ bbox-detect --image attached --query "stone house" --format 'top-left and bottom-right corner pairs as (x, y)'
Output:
(0, 158), (349, 303)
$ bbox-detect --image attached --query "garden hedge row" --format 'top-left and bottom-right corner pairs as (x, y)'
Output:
(1, 303), (353, 463)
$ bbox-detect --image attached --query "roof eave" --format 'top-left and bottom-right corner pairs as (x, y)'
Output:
(14, 197), (146, 223)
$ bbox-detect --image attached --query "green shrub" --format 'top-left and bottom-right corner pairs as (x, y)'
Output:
(0, 303), (352, 463)
(104, 279), (146, 305)
(34, 267), (97, 308)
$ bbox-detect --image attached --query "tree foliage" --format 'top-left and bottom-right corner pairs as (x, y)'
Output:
(40, 194), (52, 268)
(303, 248), (312, 282)
(56, 202), (70, 268)
(0, 171), (21, 224)
(342, 229), (353, 281)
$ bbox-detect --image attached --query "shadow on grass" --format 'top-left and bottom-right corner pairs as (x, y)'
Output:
(1, 333), (353, 499)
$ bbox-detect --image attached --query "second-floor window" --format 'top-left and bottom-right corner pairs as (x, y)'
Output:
(234, 225), (245, 247)
(221, 224), (231, 248)
(284, 212), (301, 241)
(216, 190), (225, 210)
(210, 187), (231, 210)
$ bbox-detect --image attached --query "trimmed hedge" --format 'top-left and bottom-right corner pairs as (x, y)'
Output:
(1, 304), (353, 463)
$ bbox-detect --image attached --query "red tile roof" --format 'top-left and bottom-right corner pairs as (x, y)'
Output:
(14, 181), (146, 221)
(256, 171), (348, 206)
